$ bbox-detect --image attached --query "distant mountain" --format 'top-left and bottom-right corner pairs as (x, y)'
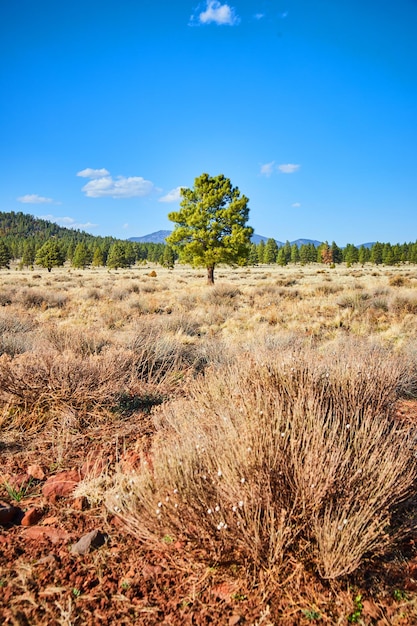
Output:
(250, 233), (283, 246)
(291, 238), (322, 248)
(128, 230), (172, 244)
(357, 242), (376, 249)
(128, 231), (322, 247)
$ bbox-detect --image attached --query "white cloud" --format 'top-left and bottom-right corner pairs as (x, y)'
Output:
(192, 1), (240, 26)
(77, 168), (156, 199)
(158, 187), (184, 203)
(76, 168), (110, 178)
(260, 161), (275, 177)
(37, 214), (98, 230)
(254, 13), (265, 20)
(17, 194), (54, 204)
(292, 202), (301, 208)
(82, 176), (155, 198)
(278, 163), (301, 174)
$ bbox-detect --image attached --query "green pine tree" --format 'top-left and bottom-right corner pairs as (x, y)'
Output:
(35, 239), (65, 272)
(72, 242), (91, 269)
(166, 173), (253, 284)
(0, 240), (11, 269)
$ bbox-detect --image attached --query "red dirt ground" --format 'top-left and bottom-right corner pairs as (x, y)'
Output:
(2, 401), (417, 625)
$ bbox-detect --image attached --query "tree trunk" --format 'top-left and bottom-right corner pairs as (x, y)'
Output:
(207, 265), (215, 285)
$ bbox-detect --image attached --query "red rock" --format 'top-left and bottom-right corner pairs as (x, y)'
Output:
(7, 473), (31, 490)
(21, 507), (44, 527)
(120, 450), (142, 472)
(42, 470), (81, 501)
(211, 582), (238, 601)
(42, 515), (59, 525)
(0, 500), (18, 525)
(27, 464), (46, 481)
(72, 496), (88, 511)
(23, 525), (70, 544)
(70, 529), (107, 555)
(81, 457), (105, 479)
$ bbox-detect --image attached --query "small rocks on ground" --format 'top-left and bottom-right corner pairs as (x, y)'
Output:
(70, 529), (107, 555)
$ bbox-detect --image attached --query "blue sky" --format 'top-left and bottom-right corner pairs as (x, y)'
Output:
(1, 0), (416, 246)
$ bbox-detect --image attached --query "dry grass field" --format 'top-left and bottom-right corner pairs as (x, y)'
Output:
(2, 261), (417, 624)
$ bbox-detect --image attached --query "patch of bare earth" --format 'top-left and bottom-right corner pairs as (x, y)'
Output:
(1, 400), (417, 624)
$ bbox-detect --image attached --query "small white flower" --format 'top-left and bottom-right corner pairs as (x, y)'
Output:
(165, 496), (169, 502)
(202, 475), (207, 480)
(114, 506), (120, 513)
(156, 508), (161, 515)
(158, 502), (162, 508)
(207, 508), (212, 515)
(217, 469), (222, 477)
(215, 505), (220, 512)
(115, 494), (120, 499)
(239, 500), (244, 507)
(343, 519), (348, 525)
(247, 447), (252, 453)
(346, 424), (350, 430)
(174, 503), (178, 508)
(232, 506), (237, 512)
(173, 488), (178, 494)
(281, 432), (285, 438)
(240, 477), (245, 484)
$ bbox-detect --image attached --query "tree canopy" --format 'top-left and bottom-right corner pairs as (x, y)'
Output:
(35, 240), (65, 272)
(166, 173), (253, 284)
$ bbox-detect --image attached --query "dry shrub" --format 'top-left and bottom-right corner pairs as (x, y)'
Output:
(389, 275), (410, 287)
(203, 284), (242, 305)
(83, 288), (101, 300)
(41, 324), (111, 355)
(0, 312), (36, 356)
(106, 339), (417, 582)
(314, 284), (343, 296)
(128, 323), (209, 381)
(0, 289), (15, 306)
(20, 288), (67, 309)
(391, 295), (417, 315)
(0, 311), (35, 335)
(370, 297), (389, 312)
(337, 292), (370, 311)
(0, 347), (134, 426)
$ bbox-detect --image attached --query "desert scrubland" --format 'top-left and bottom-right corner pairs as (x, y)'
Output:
(2, 262), (417, 624)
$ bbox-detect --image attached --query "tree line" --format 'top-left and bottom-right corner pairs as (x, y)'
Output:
(248, 239), (417, 266)
(0, 211), (175, 270)
(1, 209), (417, 272)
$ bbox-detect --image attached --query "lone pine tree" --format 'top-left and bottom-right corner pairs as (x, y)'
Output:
(166, 173), (253, 284)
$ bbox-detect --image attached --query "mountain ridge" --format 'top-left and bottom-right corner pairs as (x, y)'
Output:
(128, 231), (325, 248)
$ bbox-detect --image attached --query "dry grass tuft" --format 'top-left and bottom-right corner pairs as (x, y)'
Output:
(106, 338), (417, 581)
(0, 347), (134, 428)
